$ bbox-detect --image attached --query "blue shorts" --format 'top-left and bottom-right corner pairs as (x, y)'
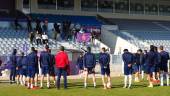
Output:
(20, 67), (27, 76)
(133, 64), (140, 73)
(124, 67), (132, 75)
(27, 66), (35, 78)
(41, 66), (49, 75)
(145, 66), (155, 74)
(101, 67), (110, 76)
(160, 64), (168, 72)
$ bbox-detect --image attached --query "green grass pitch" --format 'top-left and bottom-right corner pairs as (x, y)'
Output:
(0, 77), (170, 96)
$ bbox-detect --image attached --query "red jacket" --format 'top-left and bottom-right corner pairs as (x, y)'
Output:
(55, 51), (69, 68)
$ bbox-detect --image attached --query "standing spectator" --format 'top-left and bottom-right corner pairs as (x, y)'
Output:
(53, 23), (60, 40)
(9, 49), (17, 84)
(42, 19), (48, 33)
(55, 46), (69, 89)
(83, 47), (96, 88)
(27, 16), (32, 32)
(14, 18), (22, 32)
(29, 31), (35, 45)
(35, 31), (42, 46)
(42, 32), (48, 45)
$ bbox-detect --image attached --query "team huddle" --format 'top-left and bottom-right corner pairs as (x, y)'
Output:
(8, 44), (170, 90)
(122, 45), (170, 88)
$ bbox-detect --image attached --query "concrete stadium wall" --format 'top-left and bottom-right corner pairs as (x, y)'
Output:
(15, 0), (170, 21)
(101, 25), (138, 55)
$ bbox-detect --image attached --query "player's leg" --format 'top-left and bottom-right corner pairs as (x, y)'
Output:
(47, 73), (50, 88)
(123, 75), (128, 88)
(106, 68), (111, 89)
(92, 69), (96, 88)
(40, 74), (44, 88)
(84, 69), (88, 88)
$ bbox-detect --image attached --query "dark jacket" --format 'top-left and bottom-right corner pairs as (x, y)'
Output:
(83, 52), (96, 68)
(40, 51), (51, 67)
(99, 52), (110, 68)
(159, 51), (169, 66)
(27, 52), (38, 67)
(122, 52), (134, 68)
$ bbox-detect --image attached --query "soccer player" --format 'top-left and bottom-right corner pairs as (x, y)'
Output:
(76, 53), (84, 78)
(83, 47), (96, 88)
(40, 45), (51, 88)
(16, 52), (24, 85)
(55, 46), (69, 89)
(122, 49), (134, 89)
(48, 49), (56, 86)
(34, 50), (39, 87)
(20, 52), (28, 86)
(134, 49), (141, 82)
(145, 45), (157, 88)
(9, 49), (17, 84)
(159, 46), (170, 86)
(154, 47), (161, 80)
(27, 47), (38, 89)
(99, 47), (111, 89)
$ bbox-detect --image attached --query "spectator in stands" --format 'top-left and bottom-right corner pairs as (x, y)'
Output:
(83, 47), (96, 88)
(75, 23), (81, 32)
(53, 23), (60, 40)
(42, 32), (48, 45)
(91, 31), (96, 45)
(27, 16), (32, 32)
(14, 18), (22, 32)
(35, 18), (42, 34)
(35, 31), (42, 46)
(9, 49), (17, 84)
(55, 46), (69, 89)
(42, 19), (48, 33)
(72, 28), (77, 42)
(29, 31), (35, 45)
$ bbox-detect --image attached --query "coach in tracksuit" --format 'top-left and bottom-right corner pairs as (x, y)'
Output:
(145, 45), (157, 88)
(40, 45), (51, 88)
(55, 46), (69, 89)
(122, 49), (134, 89)
(99, 47), (111, 89)
(159, 46), (170, 86)
(27, 47), (38, 89)
(9, 49), (17, 84)
(83, 47), (96, 88)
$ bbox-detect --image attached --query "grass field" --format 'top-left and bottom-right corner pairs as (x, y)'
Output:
(0, 77), (170, 96)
